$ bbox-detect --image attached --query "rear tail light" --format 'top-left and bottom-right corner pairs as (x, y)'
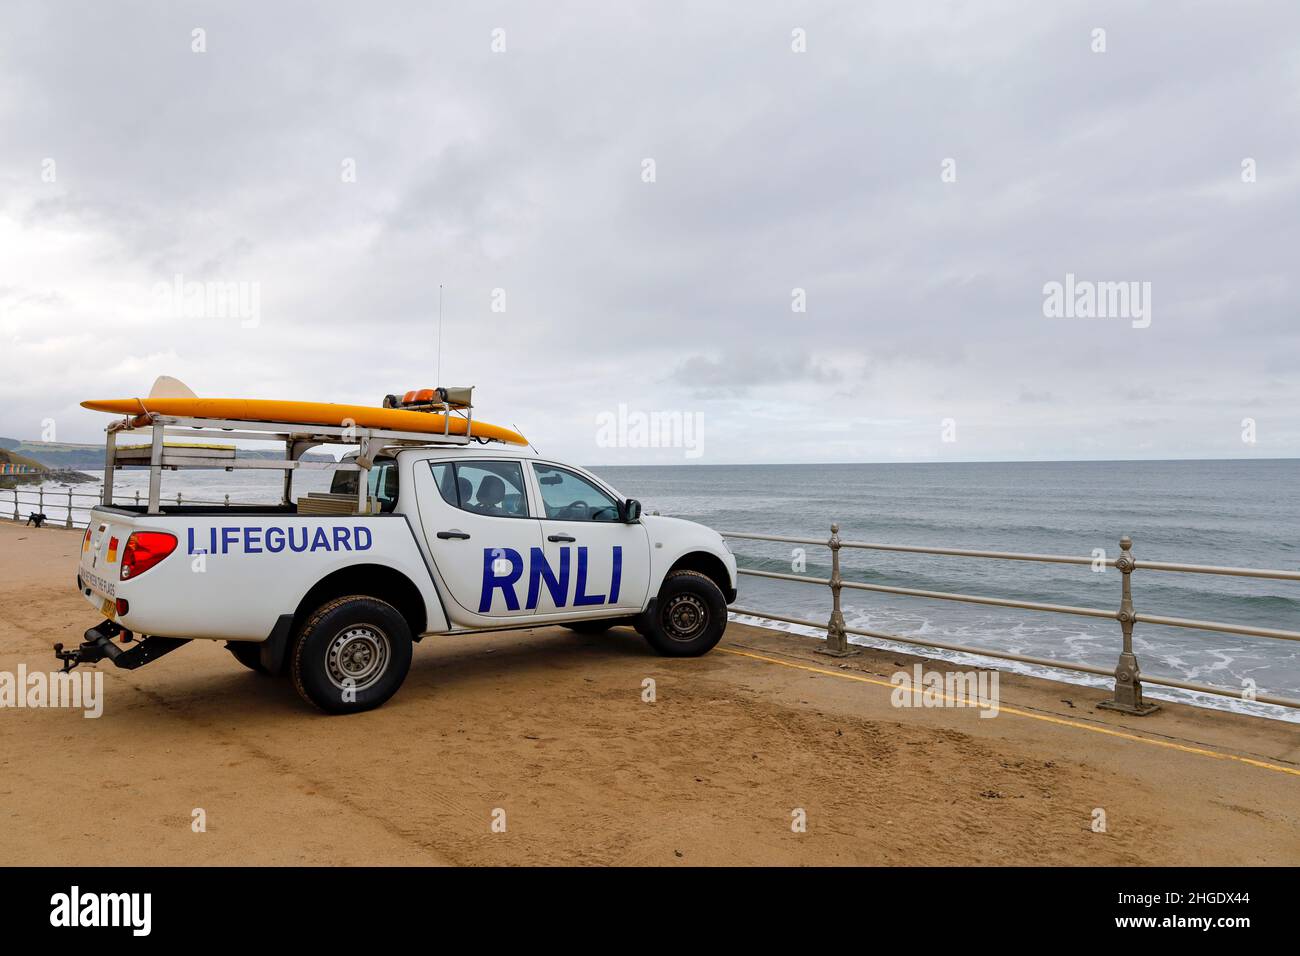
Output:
(82, 527), (92, 552)
(120, 531), (178, 580)
(116, 598), (130, 616)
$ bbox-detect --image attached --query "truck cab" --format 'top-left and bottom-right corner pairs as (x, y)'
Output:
(332, 446), (735, 631)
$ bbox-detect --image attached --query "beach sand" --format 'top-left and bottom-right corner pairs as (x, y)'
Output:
(0, 520), (1296, 865)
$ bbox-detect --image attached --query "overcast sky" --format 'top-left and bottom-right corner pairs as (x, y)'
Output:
(1, 1), (1297, 465)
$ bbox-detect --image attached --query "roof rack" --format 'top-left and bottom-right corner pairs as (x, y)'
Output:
(102, 412), (478, 516)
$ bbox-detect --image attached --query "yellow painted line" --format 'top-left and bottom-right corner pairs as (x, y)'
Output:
(716, 647), (1300, 778)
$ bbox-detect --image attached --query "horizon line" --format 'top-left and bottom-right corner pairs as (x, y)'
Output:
(5, 435), (1295, 469)
(587, 455), (1300, 467)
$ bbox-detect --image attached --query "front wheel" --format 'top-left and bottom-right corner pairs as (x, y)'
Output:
(642, 570), (727, 657)
(290, 595), (413, 714)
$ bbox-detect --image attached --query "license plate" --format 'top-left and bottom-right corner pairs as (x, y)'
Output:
(101, 598), (115, 619)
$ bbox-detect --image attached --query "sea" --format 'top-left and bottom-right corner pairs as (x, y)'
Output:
(17, 458), (1300, 723)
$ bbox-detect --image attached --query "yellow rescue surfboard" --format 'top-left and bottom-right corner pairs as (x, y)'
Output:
(80, 396), (528, 446)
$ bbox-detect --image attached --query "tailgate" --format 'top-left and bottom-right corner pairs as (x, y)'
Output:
(77, 509), (136, 618)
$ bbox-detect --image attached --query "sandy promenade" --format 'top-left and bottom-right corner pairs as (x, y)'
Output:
(0, 520), (1296, 866)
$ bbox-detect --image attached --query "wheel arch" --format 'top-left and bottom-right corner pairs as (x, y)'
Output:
(257, 564), (430, 677)
(293, 564), (429, 640)
(665, 550), (736, 603)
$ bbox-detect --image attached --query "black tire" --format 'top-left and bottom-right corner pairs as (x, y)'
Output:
(226, 641), (270, 675)
(290, 595), (413, 714)
(642, 570), (727, 657)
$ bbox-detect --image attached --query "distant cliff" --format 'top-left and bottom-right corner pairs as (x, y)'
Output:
(0, 437), (335, 470)
(1, 438), (103, 470)
(0, 446), (95, 488)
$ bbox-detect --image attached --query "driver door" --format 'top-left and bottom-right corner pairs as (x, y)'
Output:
(413, 459), (542, 627)
(529, 462), (650, 618)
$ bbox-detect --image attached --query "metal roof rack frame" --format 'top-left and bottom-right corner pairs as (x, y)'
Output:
(102, 412), (478, 515)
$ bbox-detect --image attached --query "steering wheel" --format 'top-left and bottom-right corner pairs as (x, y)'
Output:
(563, 500), (590, 520)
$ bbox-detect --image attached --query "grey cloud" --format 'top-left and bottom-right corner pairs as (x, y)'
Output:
(0, 1), (1297, 464)
(668, 351), (845, 396)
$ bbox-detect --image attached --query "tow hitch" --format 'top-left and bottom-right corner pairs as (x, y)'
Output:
(54, 621), (190, 672)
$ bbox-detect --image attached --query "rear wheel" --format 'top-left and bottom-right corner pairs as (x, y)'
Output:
(290, 595), (413, 714)
(642, 570), (727, 657)
(226, 641), (270, 675)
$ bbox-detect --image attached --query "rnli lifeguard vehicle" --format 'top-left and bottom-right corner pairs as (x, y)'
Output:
(60, 379), (737, 713)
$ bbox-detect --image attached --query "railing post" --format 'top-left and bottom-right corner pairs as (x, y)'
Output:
(12, 488), (18, 521)
(817, 522), (858, 658)
(38, 486), (44, 519)
(1099, 535), (1159, 715)
(66, 487), (73, 528)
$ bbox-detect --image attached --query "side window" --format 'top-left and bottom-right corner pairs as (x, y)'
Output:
(371, 462), (399, 512)
(532, 464), (620, 522)
(330, 459), (398, 512)
(428, 461), (530, 518)
(429, 463), (459, 507)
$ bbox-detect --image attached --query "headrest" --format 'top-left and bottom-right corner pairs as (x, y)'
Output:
(477, 474), (505, 505)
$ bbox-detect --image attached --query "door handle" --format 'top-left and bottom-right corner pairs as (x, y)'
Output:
(547, 533), (576, 543)
(437, 530), (471, 540)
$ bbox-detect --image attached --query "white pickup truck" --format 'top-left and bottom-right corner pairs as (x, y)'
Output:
(63, 445), (737, 713)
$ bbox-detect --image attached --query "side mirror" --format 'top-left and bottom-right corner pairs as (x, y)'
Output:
(621, 499), (642, 523)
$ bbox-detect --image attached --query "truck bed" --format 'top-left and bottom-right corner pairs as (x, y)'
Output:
(78, 504), (445, 642)
(98, 503), (300, 518)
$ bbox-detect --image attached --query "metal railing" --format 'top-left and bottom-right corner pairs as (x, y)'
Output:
(8, 486), (1297, 713)
(722, 524), (1300, 714)
(3, 486), (252, 530)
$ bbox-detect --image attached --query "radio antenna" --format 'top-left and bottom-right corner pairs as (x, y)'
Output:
(515, 424), (539, 456)
(436, 284), (443, 384)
